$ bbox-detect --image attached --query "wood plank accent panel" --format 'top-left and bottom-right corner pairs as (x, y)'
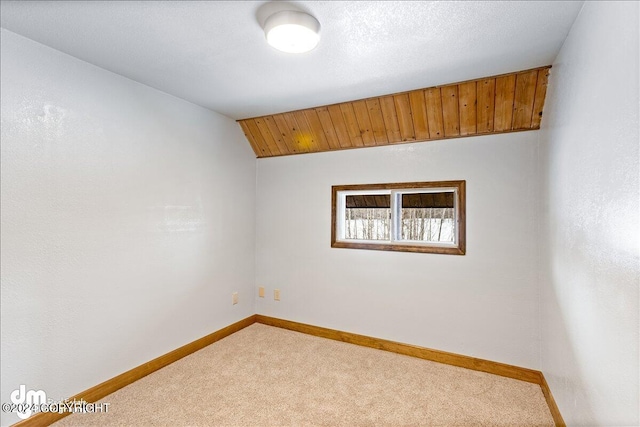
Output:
(239, 66), (551, 157)
(282, 112), (311, 153)
(394, 93), (416, 141)
(477, 78), (496, 133)
(314, 107), (342, 150)
(12, 316), (257, 427)
(494, 74), (517, 132)
(379, 95), (402, 143)
(441, 84), (461, 137)
(512, 70), (539, 129)
(425, 88), (445, 138)
(254, 117), (281, 156)
(292, 110), (319, 152)
(262, 116), (290, 154)
(458, 81), (477, 136)
(272, 113), (300, 154)
(351, 100), (376, 147)
(409, 90), (430, 140)
(239, 120), (268, 157)
(365, 98), (389, 145)
(340, 103), (365, 147)
(302, 109), (331, 151)
(327, 104), (354, 149)
(532, 68), (550, 128)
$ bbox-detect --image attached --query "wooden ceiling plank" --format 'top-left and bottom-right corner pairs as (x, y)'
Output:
(379, 95), (402, 143)
(254, 117), (281, 156)
(365, 98), (389, 145)
(282, 112), (311, 153)
(477, 78), (495, 133)
(531, 68), (550, 128)
(352, 100), (377, 146)
(512, 70), (539, 129)
(458, 81), (477, 136)
(327, 105), (354, 148)
(245, 119), (273, 157)
(441, 85), (460, 137)
(394, 94), (416, 141)
(263, 116), (290, 154)
(292, 110), (320, 152)
(425, 88), (445, 139)
(303, 109), (331, 151)
(272, 113), (300, 154)
(238, 66), (552, 157)
(340, 103), (365, 147)
(494, 74), (516, 132)
(238, 120), (264, 157)
(315, 107), (342, 150)
(408, 89), (430, 141)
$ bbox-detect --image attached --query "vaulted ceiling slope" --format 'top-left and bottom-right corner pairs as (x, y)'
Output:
(0, 2), (582, 120)
(239, 67), (550, 157)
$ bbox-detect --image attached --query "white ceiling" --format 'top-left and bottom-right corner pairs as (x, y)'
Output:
(0, 1), (583, 120)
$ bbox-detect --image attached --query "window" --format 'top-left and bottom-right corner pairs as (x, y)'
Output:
(331, 181), (465, 255)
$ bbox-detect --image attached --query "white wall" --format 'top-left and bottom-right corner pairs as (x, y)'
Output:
(256, 132), (540, 369)
(0, 29), (256, 427)
(538, 2), (639, 426)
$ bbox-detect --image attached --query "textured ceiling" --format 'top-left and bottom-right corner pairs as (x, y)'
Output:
(0, 1), (582, 120)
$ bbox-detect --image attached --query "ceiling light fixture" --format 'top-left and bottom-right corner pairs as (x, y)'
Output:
(264, 10), (320, 54)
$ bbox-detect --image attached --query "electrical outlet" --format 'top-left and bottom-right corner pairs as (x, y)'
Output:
(232, 292), (238, 305)
(258, 286), (265, 298)
(274, 289), (280, 301)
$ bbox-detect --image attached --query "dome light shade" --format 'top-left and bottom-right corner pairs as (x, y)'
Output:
(264, 11), (320, 54)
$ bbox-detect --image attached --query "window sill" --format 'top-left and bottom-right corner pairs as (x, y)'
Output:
(331, 240), (465, 255)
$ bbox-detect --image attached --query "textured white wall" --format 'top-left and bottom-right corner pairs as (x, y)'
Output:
(538, 2), (639, 425)
(256, 133), (540, 369)
(0, 29), (256, 427)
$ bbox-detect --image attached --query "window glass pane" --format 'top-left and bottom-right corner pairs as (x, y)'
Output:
(344, 194), (390, 240)
(400, 192), (455, 242)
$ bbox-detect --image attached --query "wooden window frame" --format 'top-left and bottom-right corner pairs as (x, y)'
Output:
(331, 181), (466, 255)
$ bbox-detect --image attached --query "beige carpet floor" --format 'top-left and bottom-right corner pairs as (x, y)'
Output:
(54, 324), (554, 426)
